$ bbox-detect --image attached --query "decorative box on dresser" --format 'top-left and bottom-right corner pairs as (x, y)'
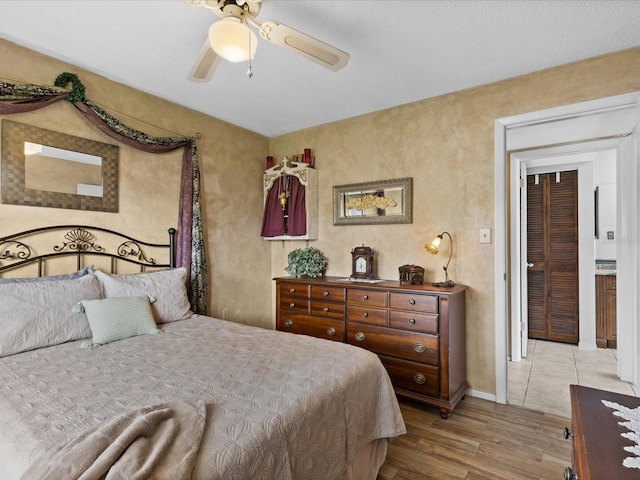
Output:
(275, 276), (468, 418)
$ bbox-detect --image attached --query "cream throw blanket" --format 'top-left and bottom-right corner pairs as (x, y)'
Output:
(21, 400), (207, 480)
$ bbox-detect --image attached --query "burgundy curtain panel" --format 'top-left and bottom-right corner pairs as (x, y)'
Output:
(260, 175), (307, 237)
(287, 176), (306, 236)
(261, 176), (285, 237)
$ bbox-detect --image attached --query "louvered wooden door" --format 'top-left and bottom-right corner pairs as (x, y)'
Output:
(527, 171), (579, 343)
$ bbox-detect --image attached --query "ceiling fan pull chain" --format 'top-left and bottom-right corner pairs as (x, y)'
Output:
(246, 15), (254, 78)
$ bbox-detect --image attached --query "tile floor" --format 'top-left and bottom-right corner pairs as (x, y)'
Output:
(507, 339), (638, 418)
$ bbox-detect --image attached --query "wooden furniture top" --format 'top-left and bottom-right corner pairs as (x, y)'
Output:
(571, 384), (640, 479)
(275, 276), (467, 295)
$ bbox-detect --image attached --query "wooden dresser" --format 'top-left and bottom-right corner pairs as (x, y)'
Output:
(565, 384), (640, 479)
(275, 276), (468, 418)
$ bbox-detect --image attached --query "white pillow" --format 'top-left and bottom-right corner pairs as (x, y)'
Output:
(80, 295), (160, 346)
(0, 265), (94, 284)
(95, 268), (192, 324)
(0, 273), (101, 357)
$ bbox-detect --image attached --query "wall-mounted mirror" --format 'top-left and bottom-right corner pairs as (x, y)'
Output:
(333, 177), (412, 225)
(1, 120), (118, 212)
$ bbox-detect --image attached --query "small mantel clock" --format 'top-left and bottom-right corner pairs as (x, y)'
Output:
(351, 245), (375, 280)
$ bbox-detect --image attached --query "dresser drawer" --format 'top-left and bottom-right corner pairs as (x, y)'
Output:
(311, 300), (345, 319)
(280, 282), (309, 299)
(389, 292), (438, 313)
(279, 297), (309, 314)
(389, 310), (438, 334)
(278, 314), (345, 342)
(311, 285), (346, 303)
(379, 354), (440, 398)
(346, 305), (388, 326)
(347, 288), (388, 307)
(346, 323), (438, 364)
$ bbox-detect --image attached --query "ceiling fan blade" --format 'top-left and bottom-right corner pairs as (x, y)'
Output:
(187, 39), (222, 82)
(183, 0), (222, 10)
(183, 0), (261, 18)
(237, 0), (262, 6)
(256, 20), (349, 71)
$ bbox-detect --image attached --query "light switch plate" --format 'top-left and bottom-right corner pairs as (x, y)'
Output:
(480, 228), (491, 244)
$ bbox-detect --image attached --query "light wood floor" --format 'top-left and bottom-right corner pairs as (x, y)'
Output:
(377, 396), (572, 480)
(377, 340), (638, 479)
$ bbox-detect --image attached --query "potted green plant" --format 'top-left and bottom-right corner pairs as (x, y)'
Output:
(285, 247), (328, 278)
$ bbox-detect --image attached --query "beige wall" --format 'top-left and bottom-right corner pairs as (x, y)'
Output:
(0, 38), (272, 326)
(1, 37), (638, 396)
(269, 47), (640, 395)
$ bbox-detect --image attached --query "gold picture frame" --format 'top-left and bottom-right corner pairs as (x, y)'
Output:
(333, 177), (412, 225)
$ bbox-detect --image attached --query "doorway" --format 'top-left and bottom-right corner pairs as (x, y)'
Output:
(494, 91), (640, 404)
(514, 149), (599, 359)
(507, 151), (627, 414)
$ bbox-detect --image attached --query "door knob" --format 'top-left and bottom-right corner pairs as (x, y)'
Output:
(527, 263), (534, 268)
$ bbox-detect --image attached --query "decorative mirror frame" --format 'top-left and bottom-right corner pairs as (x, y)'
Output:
(333, 177), (413, 225)
(1, 120), (119, 212)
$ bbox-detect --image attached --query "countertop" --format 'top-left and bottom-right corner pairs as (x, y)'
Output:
(595, 261), (616, 276)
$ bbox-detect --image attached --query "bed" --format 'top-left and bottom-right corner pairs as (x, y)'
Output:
(0, 226), (406, 480)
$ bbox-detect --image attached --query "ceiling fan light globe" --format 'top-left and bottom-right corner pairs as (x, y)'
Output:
(208, 18), (257, 62)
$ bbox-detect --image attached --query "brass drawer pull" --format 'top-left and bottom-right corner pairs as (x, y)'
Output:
(323, 291), (329, 296)
(409, 299), (416, 305)
(362, 294), (369, 300)
(289, 302), (295, 308)
(414, 343), (426, 353)
(355, 332), (366, 342)
(284, 319), (293, 327)
(289, 288), (296, 293)
(413, 373), (426, 385)
(327, 327), (336, 336)
(362, 312), (368, 318)
(408, 318), (416, 325)
(323, 307), (329, 313)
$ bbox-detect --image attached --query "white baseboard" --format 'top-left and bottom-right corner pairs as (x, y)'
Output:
(466, 389), (497, 402)
(578, 342), (597, 351)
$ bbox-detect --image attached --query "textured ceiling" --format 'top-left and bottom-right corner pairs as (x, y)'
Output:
(0, 1), (638, 137)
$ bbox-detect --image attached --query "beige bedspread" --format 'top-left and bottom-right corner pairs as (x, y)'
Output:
(22, 400), (206, 480)
(0, 316), (406, 480)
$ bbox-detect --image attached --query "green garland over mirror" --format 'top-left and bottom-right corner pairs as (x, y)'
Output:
(54, 72), (86, 102)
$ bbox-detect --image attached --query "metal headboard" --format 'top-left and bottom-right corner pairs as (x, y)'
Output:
(0, 225), (176, 276)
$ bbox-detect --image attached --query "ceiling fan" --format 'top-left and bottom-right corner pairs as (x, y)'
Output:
(184, 0), (350, 81)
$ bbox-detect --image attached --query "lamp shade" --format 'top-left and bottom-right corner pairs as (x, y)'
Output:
(209, 17), (257, 63)
(425, 235), (442, 255)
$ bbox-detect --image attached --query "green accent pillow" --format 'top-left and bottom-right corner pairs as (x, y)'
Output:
(81, 295), (160, 346)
